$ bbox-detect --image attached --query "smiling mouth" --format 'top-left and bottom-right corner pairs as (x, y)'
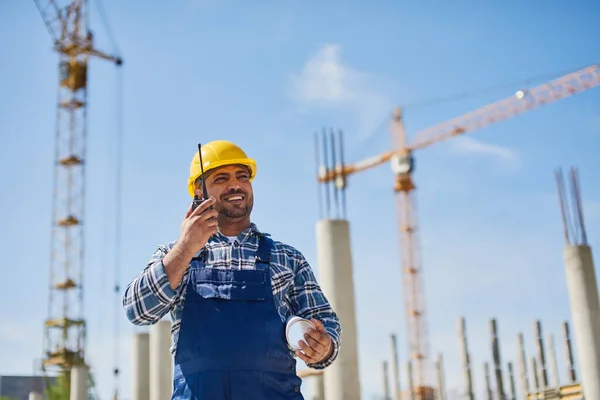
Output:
(224, 194), (245, 202)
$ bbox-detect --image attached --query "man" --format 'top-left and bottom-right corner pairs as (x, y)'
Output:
(122, 140), (342, 400)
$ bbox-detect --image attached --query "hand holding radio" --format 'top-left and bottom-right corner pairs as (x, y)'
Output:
(178, 143), (218, 255)
(179, 196), (218, 255)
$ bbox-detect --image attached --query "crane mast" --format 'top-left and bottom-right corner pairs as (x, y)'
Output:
(389, 108), (434, 400)
(317, 63), (600, 400)
(34, 1), (121, 398)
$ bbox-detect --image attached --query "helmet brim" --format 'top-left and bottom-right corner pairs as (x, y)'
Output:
(187, 158), (256, 197)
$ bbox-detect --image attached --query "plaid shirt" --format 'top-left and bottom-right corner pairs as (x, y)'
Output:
(122, 223), (341, 369)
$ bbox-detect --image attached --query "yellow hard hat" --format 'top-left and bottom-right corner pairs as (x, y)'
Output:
(187, 140), (257, 197)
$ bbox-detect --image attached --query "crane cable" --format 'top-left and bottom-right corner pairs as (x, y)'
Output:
(348, 61), (600, 161)
(90, 0), (123, 399)
(111, 64), (124, 400)
(401, 64), (597, 110)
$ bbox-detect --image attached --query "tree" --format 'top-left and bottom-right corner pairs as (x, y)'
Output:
(44, 372), (69, 400)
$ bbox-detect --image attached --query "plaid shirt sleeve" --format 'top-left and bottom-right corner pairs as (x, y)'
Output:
(122, 244), (185, 325)
(286, 252), (342, 370)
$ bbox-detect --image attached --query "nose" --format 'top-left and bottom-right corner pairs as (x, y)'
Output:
(226, 177), (243, 192)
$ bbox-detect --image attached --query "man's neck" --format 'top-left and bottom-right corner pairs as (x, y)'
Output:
(218, 217), (251, 237)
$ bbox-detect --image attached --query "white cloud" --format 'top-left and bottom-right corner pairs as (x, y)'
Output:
(287, 44), (393, 140)
(289, 44), (357, 104)
(451, 136), (519, 169)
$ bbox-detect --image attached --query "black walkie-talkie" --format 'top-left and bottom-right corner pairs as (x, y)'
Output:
(192, 143), (210, 211)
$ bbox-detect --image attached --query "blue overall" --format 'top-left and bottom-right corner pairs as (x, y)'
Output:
(171, 235), (304, 400)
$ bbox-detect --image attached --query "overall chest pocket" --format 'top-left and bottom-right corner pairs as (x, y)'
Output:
(193, 268), (269, 301)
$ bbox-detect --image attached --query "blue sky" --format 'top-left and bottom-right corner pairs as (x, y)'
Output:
(1, 1), (600, 399)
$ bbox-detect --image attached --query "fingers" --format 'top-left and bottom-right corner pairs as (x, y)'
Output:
(306, 326), (330, 348)
(200, 209), (219, 221)
(295, 325), (332, 364)
(303, 331), (327, 353)
(310, 319), (327, 333)
(205, 218), (219, 231)
(185, 202), (195, 218)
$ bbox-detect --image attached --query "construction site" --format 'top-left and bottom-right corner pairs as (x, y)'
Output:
(1, 2), (599, 400)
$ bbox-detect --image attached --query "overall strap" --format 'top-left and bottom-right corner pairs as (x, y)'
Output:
(255, 235), (274, 270)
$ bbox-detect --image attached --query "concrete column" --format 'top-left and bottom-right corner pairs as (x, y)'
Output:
(314, 373), (325, 400)
(484, 362), (493, 400)
(458, 317), (474, 400)
(563, 244), (600, 400)
(533, 320), (548, 388)
(490, 319), (506, 400)
(70, 365), (88, 400)
(507, 362), (516, 400)
(28, 392), (43, 400)
(546, 333), (560, 388)
(531, 358), (539, 392)
(390, 334), (401, 400)
(133, 332), (150, 400)
(435, 354), (446, 400)
(383, 361), (391, 400)
(150, 319), (173, 400)
(315, 219), (361, 400)
(517, 333), (530, 398)
(562, 321), (577, 382)
(407, 361), (415, 400)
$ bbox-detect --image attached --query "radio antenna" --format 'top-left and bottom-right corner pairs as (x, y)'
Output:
(198, 143), (209, 201)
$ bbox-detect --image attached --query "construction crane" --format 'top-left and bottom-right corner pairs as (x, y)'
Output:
(318, 63), (600, 400)
(33, 1), (122, 398)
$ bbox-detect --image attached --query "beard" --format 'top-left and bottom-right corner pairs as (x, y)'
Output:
(216, 189), (254, 221)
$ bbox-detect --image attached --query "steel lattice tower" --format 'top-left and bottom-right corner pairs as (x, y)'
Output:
(35, 1), (121, 397)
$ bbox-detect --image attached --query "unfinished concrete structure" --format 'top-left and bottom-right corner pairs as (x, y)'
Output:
(490, 319), (506, 400)
(547, 333), (560, 388)
(458, 317), (475, 400)
(315, 219), (361, 400)
(297, 369), (324, 400)
(556, 167), (600, 400)
(483, 362), (493, 400)
(457, 316), (583, 399)
(132, 332), (150, 400)
(517, 332), (530, 398)
(378, 335), (448, 400)
(562, 322), (577, 382)
(562, 244), (600, 399)
(150, 319), (173, 400)
(390, 334), (402, 400)
(533, 320), (549, 389)
(434, 354), (446, 400)
(530, 358), (539, 393)
(406, 361), (414, 400)
(382, 361), (391, 400)
(314, 128), (360, 400)
(69, 365), (87, 400)
(313, 373), (325, 400)
(506, 362), (516, 400)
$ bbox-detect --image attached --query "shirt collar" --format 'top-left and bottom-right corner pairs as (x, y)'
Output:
(214, 222), (267, 240)
(192, 223), (269, 258)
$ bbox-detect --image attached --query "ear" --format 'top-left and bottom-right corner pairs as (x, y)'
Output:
(193, 184), (204, 198)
